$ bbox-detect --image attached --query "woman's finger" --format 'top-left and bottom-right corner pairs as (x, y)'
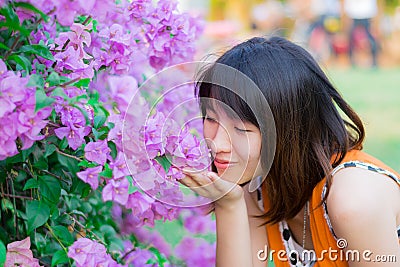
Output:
(182, 170), (213, 187)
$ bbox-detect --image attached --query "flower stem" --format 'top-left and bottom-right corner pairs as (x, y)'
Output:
(46, 222), (72, 265)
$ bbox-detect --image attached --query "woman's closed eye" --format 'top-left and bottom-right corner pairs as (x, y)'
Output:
(205, 115), (218, 123)
(234, 126), (251, 133)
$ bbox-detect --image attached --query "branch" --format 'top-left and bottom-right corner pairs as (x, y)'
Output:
(46, 77), (81, 94)
(121, 247), (136, 262)
(0, 193), (33, 200)
(59, 77), (81, 88)
(40, 169), (71, 185)
(56, 148), (82, 162)
(47, 121), (61, 128)
(65, 213), (106, 246)
(3, 35), (21, 60)
(61, 15), (92, 51)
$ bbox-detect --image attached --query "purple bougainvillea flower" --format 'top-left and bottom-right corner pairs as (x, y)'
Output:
(109, 153), (130, 179)
(67, 238), (115, 267)
(141, 111), (166, 159)
(125, 191), (154, 215)
(0, 59), (7, 74)
(102, 178), (129, 205)
(51, 0), (78, 26)
(54, 125), (88, 150)
(107, 75), (138, 114)
(84, 140), (111, 165)
(54, 46), (87, 70)
(77, 166), (103, 190)
(5, 237), (42, 267)
(0, 98), (16, 117)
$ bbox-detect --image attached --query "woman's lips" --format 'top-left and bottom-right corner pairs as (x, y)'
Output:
(214, 159), (233, 170)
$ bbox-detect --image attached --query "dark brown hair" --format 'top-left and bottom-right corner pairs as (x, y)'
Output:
(195, 37), (364, 224)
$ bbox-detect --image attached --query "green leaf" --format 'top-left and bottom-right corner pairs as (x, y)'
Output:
(39, 175), (61, 205)
(92, 127), (106, 141)
(57, 153), (80, 174)
(44, 144), (57, 157)
(8, 54), (32, 73)
(107, 122), (115, 129)
(73, 78), (90, 88)
(21, 143), (36, 160)
(149, 247), (168, 266)
(5, 153), (23, 164)
(55, 213), (73, 226)
(155, 155), (172, 173)
(33, 156), (48, 170)
(51, 87), (68, 99)
(1, 198), (14, 212)
(99, 225), (116, 239)
(14, 2), (49, 21)
(35, 87), (55, 111)
(92, 19), (98, 32)
(126, 176), (138, 194)
(94, 114), (106, 129)
(46, 72), (60, 86)
(0, 4), (20, 28)
(16, 171), (27, 182)
(0, 240), (5, 266)
(0, 42), (10, 51)
(28, 74), (45, 88)
(20, 44), (54, 61)
(80, 202), (92, 213)
(58, 137), (68, 150)
(108, 141), (117, 160)
(78, 159), (97, 168)
(51, 250), (69, 266)
(87, 90), (99, 105)
(99, 163), (112, 179)
(26, 200), (50, 234)
(23, 178), (39, 190)
(52, 225), (74, 245)
(77, 159), (89, 168)
(70, 209), (87, 220)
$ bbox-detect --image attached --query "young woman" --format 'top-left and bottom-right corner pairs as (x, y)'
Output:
(180, 37), (400, 267)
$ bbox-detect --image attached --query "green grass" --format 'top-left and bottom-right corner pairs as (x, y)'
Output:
(326, 67), (400, 172)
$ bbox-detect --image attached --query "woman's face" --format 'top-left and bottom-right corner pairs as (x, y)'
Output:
(203, 104), (263, 185)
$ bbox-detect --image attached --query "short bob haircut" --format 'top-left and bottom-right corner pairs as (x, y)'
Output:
(195, 37), (364, 224)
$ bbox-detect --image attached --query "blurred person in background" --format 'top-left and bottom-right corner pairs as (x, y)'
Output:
(343, 0), (380, 67)
(250, 0), (287, 36)
(307, 0), (341, 62)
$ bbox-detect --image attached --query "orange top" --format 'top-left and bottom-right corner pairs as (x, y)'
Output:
(262, 150), (400, 267)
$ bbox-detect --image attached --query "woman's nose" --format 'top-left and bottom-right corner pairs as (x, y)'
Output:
(212, 124), (231, 153)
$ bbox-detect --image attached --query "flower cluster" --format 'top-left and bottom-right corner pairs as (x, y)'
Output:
(0, 0), (216, 266)
(0, 59), (50, 160)
(24, 0), (203, 81)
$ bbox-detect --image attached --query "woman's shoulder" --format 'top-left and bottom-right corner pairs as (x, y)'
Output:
(327, 164), (400, 221)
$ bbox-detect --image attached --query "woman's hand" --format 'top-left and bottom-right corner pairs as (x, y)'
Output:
(181, 169), (257, 266)
(180, 170), (244, 209)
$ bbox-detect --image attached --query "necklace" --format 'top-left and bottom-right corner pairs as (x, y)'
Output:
(302, 200), (309, 249)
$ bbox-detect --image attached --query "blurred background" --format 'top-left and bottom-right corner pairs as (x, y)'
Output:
(178, 0), (400, 172)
